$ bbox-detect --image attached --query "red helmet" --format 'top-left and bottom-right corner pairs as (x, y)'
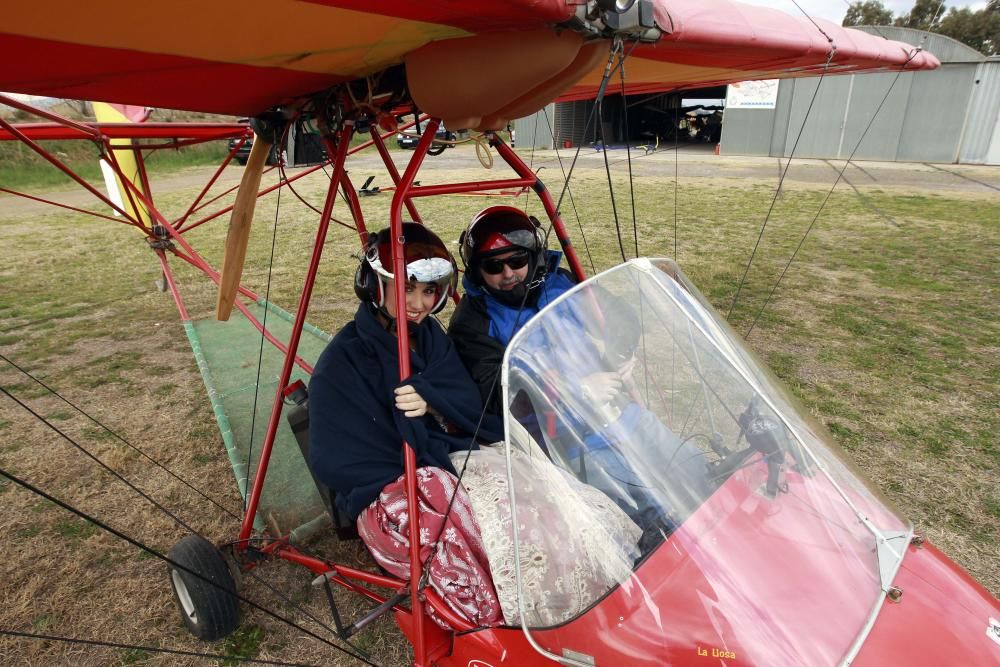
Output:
(459, 205), (545, 273)
(354, 223), (457, 314)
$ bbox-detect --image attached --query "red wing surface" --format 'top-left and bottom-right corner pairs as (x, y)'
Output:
(1, 1), (937, 119)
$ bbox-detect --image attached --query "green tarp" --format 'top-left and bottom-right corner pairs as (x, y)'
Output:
(185, 299), (331, 539)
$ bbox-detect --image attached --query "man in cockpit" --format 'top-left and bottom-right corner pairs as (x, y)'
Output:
(449, 206), (576, 415)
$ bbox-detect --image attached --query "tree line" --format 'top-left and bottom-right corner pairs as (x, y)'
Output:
(843, 0), (999, 55)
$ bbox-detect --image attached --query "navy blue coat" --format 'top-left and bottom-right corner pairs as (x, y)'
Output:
(309, 304), (503, 520)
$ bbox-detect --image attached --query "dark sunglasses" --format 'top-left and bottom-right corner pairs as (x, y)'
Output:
(480, 251), (530, 275)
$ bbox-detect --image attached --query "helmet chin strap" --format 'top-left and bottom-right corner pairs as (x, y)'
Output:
(369, 302), (397, 332)
(485, 282), (529, 307)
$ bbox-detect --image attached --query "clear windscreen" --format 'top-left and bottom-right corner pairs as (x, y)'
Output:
(500, 259), (910, 666)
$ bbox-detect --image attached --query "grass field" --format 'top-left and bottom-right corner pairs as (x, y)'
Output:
(1, 143), (997, 665)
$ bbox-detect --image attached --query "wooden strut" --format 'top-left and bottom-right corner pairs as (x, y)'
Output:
(216, 134), (274, 321)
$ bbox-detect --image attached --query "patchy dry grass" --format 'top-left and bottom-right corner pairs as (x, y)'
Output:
(1, 145), (997, 665)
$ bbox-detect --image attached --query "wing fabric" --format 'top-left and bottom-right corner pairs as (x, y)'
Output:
(0, 0), (938, 119)
(559, 1), (938, 102)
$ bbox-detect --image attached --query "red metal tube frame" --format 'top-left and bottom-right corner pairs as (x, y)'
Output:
(368, 125), (422, 223)
(0, 93), (100, 138)
(406, 177), (536, 197)
(168, 248), (260, 303)
(101, 139), (147, 229)
(133, 145), (153, 207)
(492, 135), (588, 282)
(339, 172), (370, 245)
(0, 116), (139, 224)
(0, 187), (125, 225)
(154, 250), (190, 322)
(238, 122), (355, 543)
(175, 133), (250, 227)
(163, 249), (313, 373)
(105, 172), (318, 375)
(387, 116), (446, 667)
(178, 117), (423, 234)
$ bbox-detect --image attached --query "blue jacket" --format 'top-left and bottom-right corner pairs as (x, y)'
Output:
(449, 251), (576, 414)
(309, 304), (503, 520)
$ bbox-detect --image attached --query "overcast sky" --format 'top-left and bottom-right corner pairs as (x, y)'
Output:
(741, 0), (987, 24)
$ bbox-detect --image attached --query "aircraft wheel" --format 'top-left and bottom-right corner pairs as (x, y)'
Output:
(428, 143), (446, 156)
(167, 535), (240, 641)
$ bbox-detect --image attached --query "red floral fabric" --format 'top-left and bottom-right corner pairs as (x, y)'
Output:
(357, 466), (503, 628)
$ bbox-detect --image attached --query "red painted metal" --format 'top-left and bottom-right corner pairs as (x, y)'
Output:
(160, 250), (313, 372)
(394, 606), (455, 665)
(258, 540), (478, 635)
(388, 116), (444, 667)
(100, 139), (147, 229)
(154, 250), (190, 322)
(168, 249), (260, 303)
(407, 177), (536, 198)
(338, 172), (369, 245)
(445, 626), (540, 666)
(853, 542), (1000, 666)
(178, 164), (299, 233)
(0, 93), (100, 138)
(422, 589), (475, 633)
(0, 121), (249, 142)
(0, 187), (125, 225)
(493, 135), (588, 282)
(368, 124), (422, 223)
(0, 116), (138, 224)
(102, 179), (315, 375)
(179, 119), (419, 233)
(133, 145), (153, 207)
(175, 135), (249, 228)
(232, 301), (314, 375)
(269, 544), (405, 589)
(238, 123), (355, 543)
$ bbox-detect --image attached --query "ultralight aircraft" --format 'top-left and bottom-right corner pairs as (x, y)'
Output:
(1, 1), (998, 666)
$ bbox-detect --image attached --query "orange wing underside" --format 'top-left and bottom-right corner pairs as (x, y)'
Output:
(0, 0), (939, 124)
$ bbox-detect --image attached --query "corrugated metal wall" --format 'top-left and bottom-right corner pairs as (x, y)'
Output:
(720, 29), (997, 164)
(722, 62), (995, 164)
(958, 59), (1000, 164)
(514, 104), (556, 149)
(554, 100), (593, 148)
(522, 30), (998, 165)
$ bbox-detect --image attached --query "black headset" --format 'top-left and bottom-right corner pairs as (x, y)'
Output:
(353, 230), (385, 307)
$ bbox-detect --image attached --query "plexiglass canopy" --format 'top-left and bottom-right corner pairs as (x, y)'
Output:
(500, 259), (910, 666)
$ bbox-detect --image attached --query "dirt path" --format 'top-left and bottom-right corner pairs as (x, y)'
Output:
(3, 148), (997, 220)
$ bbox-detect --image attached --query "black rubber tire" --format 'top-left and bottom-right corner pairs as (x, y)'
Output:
(427, 143), (446, 156)
(167, 535), (240, 641)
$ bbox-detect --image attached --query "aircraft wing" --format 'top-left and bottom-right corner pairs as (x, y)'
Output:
(1, 1), (938, 124)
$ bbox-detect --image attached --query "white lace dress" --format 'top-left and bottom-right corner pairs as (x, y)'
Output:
(451, 440), (641, 627)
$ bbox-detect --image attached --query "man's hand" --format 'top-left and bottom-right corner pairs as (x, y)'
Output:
(616, 356), (638, 386)
(581, 372), (623, 404)
(394, 385), (428, 417)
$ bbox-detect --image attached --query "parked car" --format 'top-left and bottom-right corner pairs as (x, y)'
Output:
(397, 121), (456, 155)
(229, 118), (284, 166)
(229, 133), (284, 166)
